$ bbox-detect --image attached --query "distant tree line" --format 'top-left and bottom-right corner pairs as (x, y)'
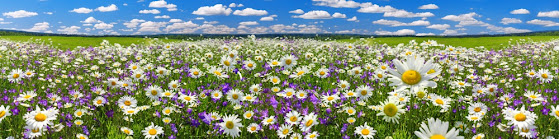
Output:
(2, 29), (559, 41)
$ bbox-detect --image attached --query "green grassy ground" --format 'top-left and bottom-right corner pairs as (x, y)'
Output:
(337, 36), (559, 49)
(0, 36), (178, 50)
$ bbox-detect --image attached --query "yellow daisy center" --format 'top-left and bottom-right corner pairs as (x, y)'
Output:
(13, 73), (19, 78)
(319, 71), (325, 75)
(225, 121), (234, 129)
(435, 99), (444, 105)
(327, 96), (334, 101)
(282, 129), (289, 134)
(250, 126), (257, 131)
(360, 90), (367, 96)
(554, 110), (559, 117)
(474, 107), (481, 112)
(417, 91), (425, 98)
(297, 71), (305, 76)
(232, 94), (239, 100)
(514, 113), (526, 121)
(381, 66), (387, 70)
(305, 119), (313, 127)
(0, 111), (6, 118)
(184, 96), (191, 101)
(151, 90), (158, 95)
(430, 134), (446, 139)
(529, 72), (535, 75)
(401, 70), (421, 85)
(383, 103), (398, 117)
(542, 74), (548, 79)
(124, 129), (130, 134)
(35, 113), (47, 122)
(290, 116), (297, 122)
(361, 128), (370, 135)
(247, 63), (253, 68)
(347, 109), (354, 114)
(77, 111), (83, 116)
(148, 129), (157, 135)
(213, 71), (221, 76)
(285, 59), (292, 65)
(124, 101), (131, 106)
(224, 61), (230, 66)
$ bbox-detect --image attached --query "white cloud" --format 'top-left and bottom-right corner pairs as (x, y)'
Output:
(347, 16), (358, 22)
(169, 19), (182, 22)
(372, 19), (430, 26)
(416, 33), (435, 36)
(123, 19), (146, 28)
(486, 25), (530, 33)
(384, 10), (434, 18)
(426, 24), (450, 30)
(155, 15), (170, 19)
(233, 8), (268, 16)
(200, 25), (236, 34)
(0, 18), (3, 21)
(294, 10), (332, 19)
(229, 3), (238, 7)
(441, 30), (458, 35)
(149, 0), (177, 11)
(335, 29), (360, 34)
(332, 12), (347, 18)
(312, 0), (361, 8)
(357, 3), (397, 13)
(418, 4), (438, 10)
(44, 12), (53, 15)
(192, 4), (232, 16)
(26, 22), (50, 32)
(138, 21), (168, 32)
(538, 11), (559, 18)
(70, 8), (93, 14)
(195, 17), (205, 20)
(260, 15), (277, 21)
(510, 9), (530, 14)
(442, 12), (479, 21)
(165, 21), (198, 32)
(94, 22), (114, 29)
(139, 9), (161, 14)
(81, 17), (100, 24)
(96, 4), (118, 12)
(500, 18), (522, 25)
(527, 19), (559, 27)
(3, 10), (38, 18)
(375, 29), (415, 35)
(289, 9), (304, 14)
(239, 21), (258, 26)
(57, 26), (81, 34)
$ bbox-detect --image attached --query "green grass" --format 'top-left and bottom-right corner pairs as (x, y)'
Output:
(0, 36), (179, 50)
(337, 36), (559, 49)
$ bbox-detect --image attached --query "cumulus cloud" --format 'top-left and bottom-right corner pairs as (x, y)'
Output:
(416, 33), (435, 36)
(442, 12), (479, 21)
(239, 21), (259, 26)
(332, 12), (347, 18)
(510, 9), (530, 14)
(169, 19), (182, 23)
(357, 3), (397, 13)
(384, 10), (434, 18)
(527, 19), (559, 27)
(96, 4), (118, 12)
(123, 19), (146, 28)
(149, 0), (177, 11)
(537, 11), (559, 18)
(486, 25), (530, 33)
(192, 4), (232, 16)
(372, 19), (430, 26)
(70, 8), (93, 14)
(26, 22), (50, 32)
(233, 8), (268, 16)
(260, 15), (277, 21)
(3, 10), (38, 18)
(138, 21), (168, 32)
(155, 15), (170, 19)
(139, 9), (161, 14)
(426, 24), (450, 30)
(500, 18), (522, 25)
(347, 16), (358, 22)
(289, 9), (304, 14)
(312, 0), (361, 8)
(57, 26), (81, 34)
(81, 17), (100, 24)
(294, 10), (332, 19)
(418, 4), (438, 10)
(94, 22), (114, 29)
(165, 21), (198, 32)
(375, 29), (415, 35)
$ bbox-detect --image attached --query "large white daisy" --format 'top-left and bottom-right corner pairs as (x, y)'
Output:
(387, 55), (439, 92)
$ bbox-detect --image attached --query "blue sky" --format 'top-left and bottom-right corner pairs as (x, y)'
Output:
(1, 0), (559, 35)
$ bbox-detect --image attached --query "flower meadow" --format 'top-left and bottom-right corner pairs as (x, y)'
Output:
(1, 37), (559, 139)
